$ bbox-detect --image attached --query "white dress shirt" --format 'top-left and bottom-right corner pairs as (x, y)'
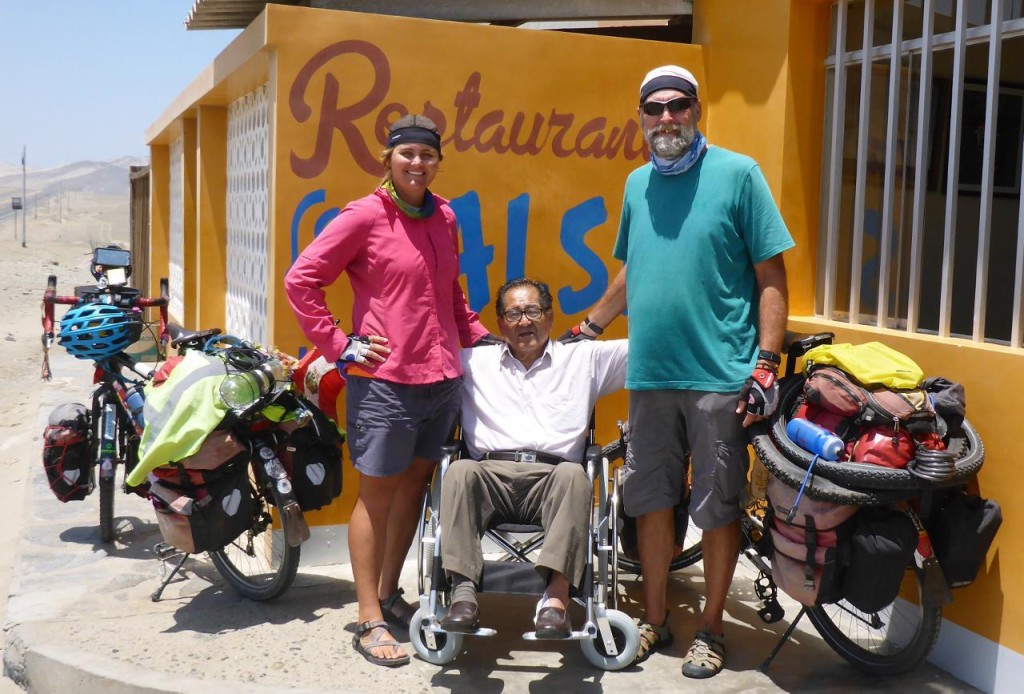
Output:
(459, 339), (628, 463)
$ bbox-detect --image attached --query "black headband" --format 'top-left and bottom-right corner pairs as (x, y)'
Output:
(387, 126), (441, 152)
(640, 75), (698, 104)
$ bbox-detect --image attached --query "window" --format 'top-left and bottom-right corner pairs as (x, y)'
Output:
(819, 0), (1024, 347)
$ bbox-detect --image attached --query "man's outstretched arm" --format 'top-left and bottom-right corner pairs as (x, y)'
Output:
(559, 265), (627, 342)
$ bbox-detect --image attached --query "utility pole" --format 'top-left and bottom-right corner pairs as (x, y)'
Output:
(21, 146), (27, 247)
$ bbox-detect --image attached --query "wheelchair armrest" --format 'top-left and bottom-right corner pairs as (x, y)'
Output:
(439, 442), (462, 476)
(585, 443), (602, 481)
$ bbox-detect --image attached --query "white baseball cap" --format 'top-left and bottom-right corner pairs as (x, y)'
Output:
(639, 65), (699, 104)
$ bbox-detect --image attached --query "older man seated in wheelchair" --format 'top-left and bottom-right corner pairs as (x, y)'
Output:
(434, 277), (628, 640)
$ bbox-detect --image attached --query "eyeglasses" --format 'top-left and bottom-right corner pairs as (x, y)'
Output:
(640, 97), (695, 117)
(501, 306), (548, 323)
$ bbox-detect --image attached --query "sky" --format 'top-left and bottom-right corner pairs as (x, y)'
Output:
(0, 1), (241, 170)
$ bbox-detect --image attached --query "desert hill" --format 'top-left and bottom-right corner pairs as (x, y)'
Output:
(0, 157), (144, 227)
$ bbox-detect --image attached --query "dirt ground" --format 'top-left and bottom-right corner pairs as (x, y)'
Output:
(0, 194), (129, 691)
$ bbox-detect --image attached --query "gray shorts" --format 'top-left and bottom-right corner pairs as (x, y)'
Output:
(345, 375), (462, 477)
(622, 389), (749, 530)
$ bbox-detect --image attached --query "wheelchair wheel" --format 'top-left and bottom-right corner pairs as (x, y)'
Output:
(417, 474), (441, 596)
(594, 451), (620, 609)
(580, 609), (640, 670)
(806, 564), (942, 675)
(409, 606), (463, 665)
(604, 439), (702, 575)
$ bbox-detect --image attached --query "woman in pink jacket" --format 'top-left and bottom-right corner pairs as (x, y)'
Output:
(285, 115), (491, 667)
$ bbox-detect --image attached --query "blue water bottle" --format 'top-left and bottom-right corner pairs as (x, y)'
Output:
(786, 418), (844, 461)
(125, 386), (146, 429)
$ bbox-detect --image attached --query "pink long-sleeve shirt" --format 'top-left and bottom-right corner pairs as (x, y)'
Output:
(284, 188), (489, 385)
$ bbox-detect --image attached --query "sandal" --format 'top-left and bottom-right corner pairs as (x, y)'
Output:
(379, 588), (417, 631)
(353, 620), (410, 667)
(681, 630), (726, 679)
(633, 612), (674, 665)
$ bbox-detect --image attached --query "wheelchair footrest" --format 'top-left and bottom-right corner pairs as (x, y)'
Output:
(522, 629), (593, 642)
(436, 625), (497, 638)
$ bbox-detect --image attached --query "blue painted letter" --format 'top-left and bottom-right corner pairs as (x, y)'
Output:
(450, 191), (494, 312)
(558, 197), (608, 315)
(505, 193), (530, 281)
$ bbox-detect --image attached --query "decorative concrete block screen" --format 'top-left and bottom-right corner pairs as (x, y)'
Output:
(168, 135), (185, 322)
(226, 84), (270, 346)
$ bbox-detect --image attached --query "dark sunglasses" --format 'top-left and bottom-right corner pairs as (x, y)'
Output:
(640, 97), (695, 117)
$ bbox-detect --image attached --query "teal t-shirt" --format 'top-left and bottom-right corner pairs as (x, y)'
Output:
(613, 146), (795, 391)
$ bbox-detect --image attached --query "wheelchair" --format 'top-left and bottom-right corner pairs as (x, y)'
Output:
(408, 427), (640, 670)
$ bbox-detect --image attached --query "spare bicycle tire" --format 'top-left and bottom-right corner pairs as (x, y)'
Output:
(763, 376), (985, 491)
(749, 424), (914, 505)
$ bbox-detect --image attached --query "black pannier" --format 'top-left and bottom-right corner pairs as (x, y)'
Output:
(277, 397), (343, 512)
(926, 489), (1002, 588)
(149, 454), (254, 554)
(841, 507), (918, 612)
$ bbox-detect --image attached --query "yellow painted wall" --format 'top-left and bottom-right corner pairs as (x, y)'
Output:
(148, 145), (170, 301)
(693, 0), (830, 315)
(195, 105), (228, 331)
(263, 5), (701, 523)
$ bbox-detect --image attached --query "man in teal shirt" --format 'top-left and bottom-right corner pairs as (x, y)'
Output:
(563, 65), (793, 679)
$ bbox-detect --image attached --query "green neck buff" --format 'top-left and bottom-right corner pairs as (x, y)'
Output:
(383, 180), (435, 219)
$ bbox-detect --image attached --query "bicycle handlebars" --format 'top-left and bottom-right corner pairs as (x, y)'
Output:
(42, 272), (171, 380)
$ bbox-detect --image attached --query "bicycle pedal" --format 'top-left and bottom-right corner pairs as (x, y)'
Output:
(757, 599), (785, 624)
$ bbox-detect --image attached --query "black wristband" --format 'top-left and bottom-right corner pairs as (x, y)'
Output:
(584, 317), (605, 335)
(758, 349), (781, 365)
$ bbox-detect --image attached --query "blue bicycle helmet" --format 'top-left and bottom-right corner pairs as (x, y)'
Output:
(59, 303), (143, 360)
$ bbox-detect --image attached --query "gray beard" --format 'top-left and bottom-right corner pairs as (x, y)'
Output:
(645, 124), (696, 160)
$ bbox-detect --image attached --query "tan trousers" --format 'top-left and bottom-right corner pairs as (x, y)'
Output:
(439, 457), (592, 588)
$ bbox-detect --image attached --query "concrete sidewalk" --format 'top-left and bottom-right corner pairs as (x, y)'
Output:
(2, 353), (980, 693)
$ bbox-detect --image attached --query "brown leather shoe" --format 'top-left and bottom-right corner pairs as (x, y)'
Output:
(534, 606), (572, 639)
(439, 601), (480, 633)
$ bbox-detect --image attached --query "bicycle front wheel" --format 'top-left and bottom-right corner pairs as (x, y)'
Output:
(94, 394), (117, 543)
(806, 564), (942, 675)
(210, 483), (300, 601)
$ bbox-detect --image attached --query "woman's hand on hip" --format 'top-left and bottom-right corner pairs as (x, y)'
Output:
(337, 334), (391, 367)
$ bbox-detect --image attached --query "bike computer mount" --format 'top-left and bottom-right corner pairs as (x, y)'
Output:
(74, 245), (140, 305)
(91, 245), (133, 285)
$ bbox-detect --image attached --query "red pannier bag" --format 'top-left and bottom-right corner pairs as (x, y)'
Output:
(767, 476), (858, 606)
(42, 402), (93, 502)
(849, 426), (915, 469)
